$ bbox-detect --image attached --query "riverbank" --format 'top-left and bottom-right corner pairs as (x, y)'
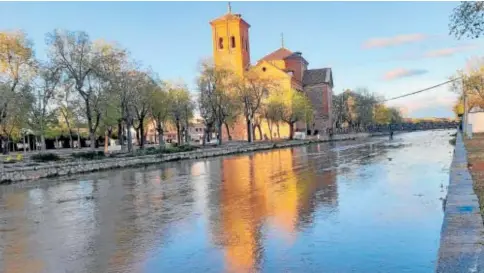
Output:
(0, 133), (370, 184)
(435, 132), (484, 272)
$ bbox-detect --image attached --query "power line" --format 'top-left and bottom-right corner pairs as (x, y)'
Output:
(382, 77), (462, 102)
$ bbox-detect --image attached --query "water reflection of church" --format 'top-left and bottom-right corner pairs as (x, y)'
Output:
(210, 145), (338, 272)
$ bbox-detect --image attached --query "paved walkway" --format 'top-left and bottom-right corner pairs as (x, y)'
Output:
(436, 132), (484, 272)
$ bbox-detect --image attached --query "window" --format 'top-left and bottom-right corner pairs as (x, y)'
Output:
(218, 37), (224, 49)
(231, 36), (236, 48)
(262, 67), (267, 72)
(246, 39), (249, 51)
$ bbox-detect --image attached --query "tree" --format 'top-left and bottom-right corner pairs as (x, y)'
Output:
(94, 41), (131, 151)
(0, 31), (36, 153)
(232, 70), (272, 142)
(278, 89), (313, 140)
(150, 82), (171, 148)
(449, 2), (484, 39)
(450, 58), (484, 109)
(197, 61), (238, 145)
(27, 62), (61, 150)
(46, 30), (109, 150)
(263, 96), (285, 139)
(167, 83), (193, 145)
(56, 82), (83, 149)
(133, 72), (157, 148)
(355, 89), (378, 127)
(1, 85), (34, 152)
(198, 91), (215, 145)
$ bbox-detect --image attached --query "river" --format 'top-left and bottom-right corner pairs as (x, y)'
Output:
(0, 130), (455, 273)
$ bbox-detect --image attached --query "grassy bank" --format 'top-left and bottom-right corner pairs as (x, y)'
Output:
(464, 133), (484, 214)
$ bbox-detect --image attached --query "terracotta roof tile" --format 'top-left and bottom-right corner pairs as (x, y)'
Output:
(259, 48), (293, 62)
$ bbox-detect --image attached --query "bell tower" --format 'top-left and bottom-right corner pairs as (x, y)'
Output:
(210, 3), (251, 77)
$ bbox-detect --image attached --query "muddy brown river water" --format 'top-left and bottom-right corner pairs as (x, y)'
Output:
(0, 130), (455, 273)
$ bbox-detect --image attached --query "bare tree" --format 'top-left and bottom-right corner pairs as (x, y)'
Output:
(167, 83), (193, 145)
(449, 2), (484, 39)
(27, 62), (61, 150)
(46, 30), (108, 150)
(232, 70), (272, 142)
(150, 82), (170, 149)
(197, 61), (238, 145)
(133, 72), (157, 149)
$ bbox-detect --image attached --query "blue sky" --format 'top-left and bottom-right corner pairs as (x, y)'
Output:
(0, 1), (481, 118)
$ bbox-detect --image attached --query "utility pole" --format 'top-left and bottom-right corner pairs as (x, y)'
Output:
(462, 77), (468, 136)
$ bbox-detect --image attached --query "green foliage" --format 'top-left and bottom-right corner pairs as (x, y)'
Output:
(72, 151), (106, 160)
(31, 153), (61, 162)
(162, 144), (198, 154)
(134, 146), (162, 156)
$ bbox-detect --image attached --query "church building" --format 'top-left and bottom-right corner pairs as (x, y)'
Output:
(210, 5), (334, 141)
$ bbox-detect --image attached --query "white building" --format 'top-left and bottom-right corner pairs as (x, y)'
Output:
(467, 106), (484, 133)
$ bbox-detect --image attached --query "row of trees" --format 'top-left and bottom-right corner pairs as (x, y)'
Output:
(332, 88), (403, 129)
(0, 30), (195, 153)
(1, 29), (314, 153)
(197, 63), (313, 143)
(1, 29), (402, 154)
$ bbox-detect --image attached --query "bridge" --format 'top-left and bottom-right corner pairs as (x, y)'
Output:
(328, 121), (459, 134)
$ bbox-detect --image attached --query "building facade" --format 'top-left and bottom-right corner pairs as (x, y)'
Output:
(210, 6), (334, 141)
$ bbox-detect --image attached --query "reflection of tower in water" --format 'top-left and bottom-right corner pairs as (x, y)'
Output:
(216, 146), (338, 272)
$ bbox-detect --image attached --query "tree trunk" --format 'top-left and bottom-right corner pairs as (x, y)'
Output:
(157, 125), (164, 150)
(224, 122), (232, 141)
(89, 131), (96, 150)
(176, 120), (181, 145)
(135, 128), (140, 147)
(139, 118), (145, 149)
(246, 117), (252, 142)
(126, 120), (133, 153)
(40, 135), (46, 152)
(218, 122), (223, 145)
(77, 128), (81, 149)
(117, 120), (123, 148)
(288, 122), (294, 140)
(268, 121), (273, 140)
(104, 130), (109, 153)
(185, 115), (190, 144)
(277, 123), (280, 139)
(207, 125), (212, 142)
(202, 128), (207, 146)
(257, 125), (262, 141)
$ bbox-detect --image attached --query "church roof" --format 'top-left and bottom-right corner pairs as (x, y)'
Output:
(303, 68), (333, 87)
(259, 48), (293, 62)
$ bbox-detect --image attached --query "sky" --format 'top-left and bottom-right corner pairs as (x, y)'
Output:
(0, 1), (481, 118)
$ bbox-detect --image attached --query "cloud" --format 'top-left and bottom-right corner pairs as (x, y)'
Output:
(383, 68), (428, 81)
(362, 34), (427, 49)
(424, 44), (479, 58)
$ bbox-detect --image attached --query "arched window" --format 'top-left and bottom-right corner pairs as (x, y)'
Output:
(231, 36), (236, 48)
(245, 39), (249, 51)
(218, 37), (224, 49)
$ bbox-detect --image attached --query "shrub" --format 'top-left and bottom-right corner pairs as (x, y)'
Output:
(160, 144), (198, 154)
(72, 151), (106, 160)
(31, 153), (61, 162)
(449, 137), (456, 146)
